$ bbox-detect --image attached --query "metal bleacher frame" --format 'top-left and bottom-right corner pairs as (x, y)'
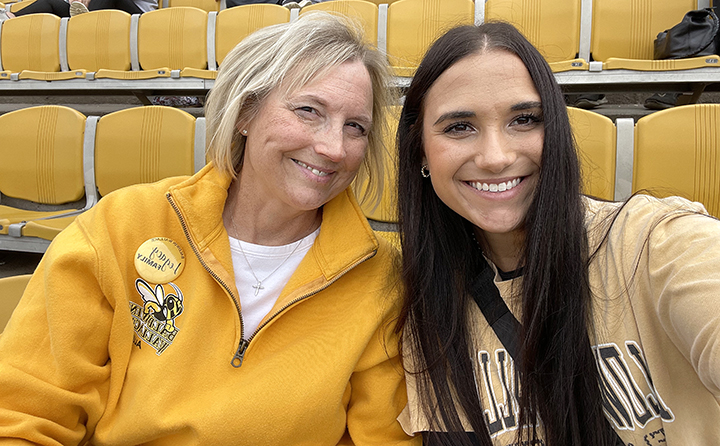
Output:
(0, 0), (717, 99)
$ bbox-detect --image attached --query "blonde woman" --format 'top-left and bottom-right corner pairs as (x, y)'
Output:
(0, 13), (417, 446)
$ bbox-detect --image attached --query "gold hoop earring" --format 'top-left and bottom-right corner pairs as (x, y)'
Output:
(421, 164), (430, 178)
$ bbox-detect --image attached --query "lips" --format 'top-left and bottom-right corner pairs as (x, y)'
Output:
(467, 177), (522, 193)
(293, 159), (333, 177)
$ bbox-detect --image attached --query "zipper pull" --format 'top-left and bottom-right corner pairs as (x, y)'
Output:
(231, 339), (249, 368)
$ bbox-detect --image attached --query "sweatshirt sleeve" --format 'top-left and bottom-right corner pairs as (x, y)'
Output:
(343, 301), (421, 446)
(0, 219), (117, 445)
(648, 211), (720, 396)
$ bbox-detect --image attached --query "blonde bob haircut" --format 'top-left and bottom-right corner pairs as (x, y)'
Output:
(205, 11), (394, 208)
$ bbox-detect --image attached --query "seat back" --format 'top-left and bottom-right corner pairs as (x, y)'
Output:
(300, 0), (378, 45)
(634, 104), (720, 218)
(0, 274), (32, 333)
(0, 105), (86, 204)
(95, 106), (196, 196)
(214, 4), (289, 66)
(169, 0), (219, 12)
(386, 0), (474, 76)
(485, 0), (582, 63)
(138, 7), (208, 70)
(67, 10), (132, 72)
(358, 105), (400, 223)
(0, 13), (60, 73)
(567, 107), (616, 201)
(591, 0), (697, 61)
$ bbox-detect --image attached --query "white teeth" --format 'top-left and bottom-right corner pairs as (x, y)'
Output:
(470, 177), (522, 193)
(295, 160), (330, 177)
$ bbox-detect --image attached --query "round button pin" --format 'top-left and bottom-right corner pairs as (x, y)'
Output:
(134, 237), (185, 284)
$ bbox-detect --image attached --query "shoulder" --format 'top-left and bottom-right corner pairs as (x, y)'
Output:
(584, 195), (712, 246)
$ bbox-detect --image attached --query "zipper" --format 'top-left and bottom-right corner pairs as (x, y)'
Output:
(166, 193), (247, 366)
(168, 192), (377, 368)
(242, 250), (377, 353)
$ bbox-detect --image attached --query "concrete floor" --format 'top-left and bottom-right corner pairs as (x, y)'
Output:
(0, 250), (43, 279)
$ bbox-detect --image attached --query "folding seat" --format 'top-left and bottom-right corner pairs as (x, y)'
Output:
(0, 105), (97, 253)
(634, 104), (720, 218)
(300, 0), (378, 46)
(66, 10), (132, 74)
(168, 0), (219, 13)
(94, 106), (197, 197)
(386, 0), (474, 77)
(7, 0), (36, 13)
(357, 105), (400, 224)
(95, 7), (210, 80)
(484, 0), (587, 72)
(0, 274), (32, 333)
(0, 13), (85, 80)
(211, 3), (289, 70)
(591, 0), (718, 70)
(567, 107), (616, 201)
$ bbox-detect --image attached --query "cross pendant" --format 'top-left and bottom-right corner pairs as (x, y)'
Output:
(252, 281), (264, 296)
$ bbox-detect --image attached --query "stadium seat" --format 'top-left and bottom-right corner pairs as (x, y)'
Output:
(484, 0), (587, 72)
(94, 106), (197, 196)
(300, 0), (378, 46)
(634, 104), (720, 218)
(358, 105), (400, 223)
(169, 0), (219, 13)
(567, 107), (616, 201)
(212, 4), (289, 69)
(0, 13), (85, 80)
(0, 274), (31, 333)
(386, 0), (474, 77)
(0, 106), (96, 252)
(591, 0), (719, 70)
(67, 10), (132, 73)
(96, 7), (210, 80)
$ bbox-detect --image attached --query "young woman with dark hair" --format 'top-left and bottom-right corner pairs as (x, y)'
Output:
(395, 22), (720, 446)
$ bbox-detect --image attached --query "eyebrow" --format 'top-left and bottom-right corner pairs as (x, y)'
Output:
(433, 110), (475, 126)
(511, 101), (542, 111)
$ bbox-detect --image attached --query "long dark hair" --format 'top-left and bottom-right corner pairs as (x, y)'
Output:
(396, 22), (616, 446)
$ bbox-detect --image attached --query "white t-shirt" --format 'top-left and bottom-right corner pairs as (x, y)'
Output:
(229, 228), (319, 337)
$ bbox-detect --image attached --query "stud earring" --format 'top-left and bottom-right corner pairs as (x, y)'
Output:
(421, 164), (430, 178)
(241, 129), (248, 135)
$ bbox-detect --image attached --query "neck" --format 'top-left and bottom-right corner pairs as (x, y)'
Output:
(474, 226), (525, 273)
(223, 180), (321, 246)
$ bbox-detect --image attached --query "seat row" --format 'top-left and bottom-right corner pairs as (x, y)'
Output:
(0, 105), (206, 253)
(2, 103), (719, 253)
(0, 0), (717, 95)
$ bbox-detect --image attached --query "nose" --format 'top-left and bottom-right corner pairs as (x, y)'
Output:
(313, 123), (346, 163)
(475, 129), (516, 174)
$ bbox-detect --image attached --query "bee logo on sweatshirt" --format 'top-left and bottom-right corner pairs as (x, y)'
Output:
(129, 278), (185, 355)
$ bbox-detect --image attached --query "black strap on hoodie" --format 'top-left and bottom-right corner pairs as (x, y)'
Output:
(468, 263), (625, 446)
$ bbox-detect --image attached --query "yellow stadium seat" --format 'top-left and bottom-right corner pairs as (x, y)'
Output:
(96, 7), (210, 80)
(591, 0), (718, 70)
(386, 0), (474, 77)
(485, 0), (587, 72)
(0, 274), (31, 333)
(169, 0), (219, 12)
(214, 4), (289, 67)
(300, 0), (378, 45)
(567, 107), (616, 201)
(67, 10), (132, 72)
(94, 106), (196, 197)
(0, 106), (92, 249)
(634, 104), (720, 218)
(0, 13), (85, 80)
(357, 105), (400, 223)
